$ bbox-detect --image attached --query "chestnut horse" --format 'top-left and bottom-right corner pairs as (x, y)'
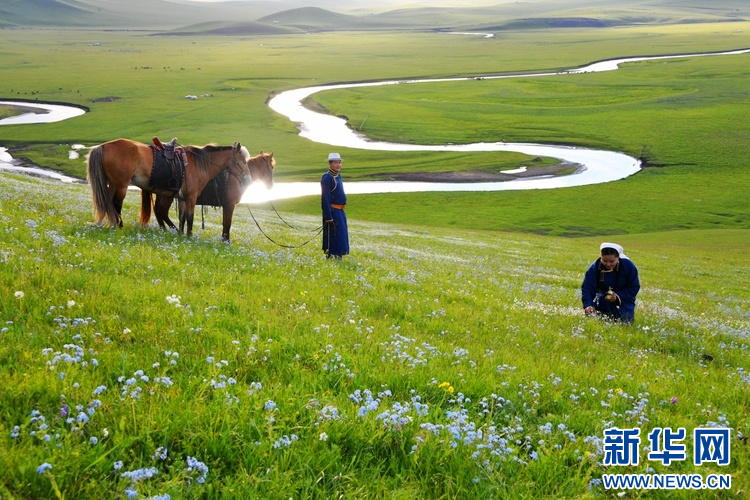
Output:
(86, 138), (250, 236)
(153, 151), (275, 242)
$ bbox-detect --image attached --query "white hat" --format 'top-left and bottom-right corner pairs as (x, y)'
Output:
(327, 152), (341, 162)
(600, 242), (628, 259)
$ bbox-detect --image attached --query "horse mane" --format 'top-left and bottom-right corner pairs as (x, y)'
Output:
(251, 150), (274, 162)
(185, 144), (234, 174)
(190, 143), (231, 152)
(248, 151), (275, 170)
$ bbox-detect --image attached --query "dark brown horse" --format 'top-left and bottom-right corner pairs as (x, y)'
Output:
(154, 151), (275, 242)
(86, 138), (250, 236)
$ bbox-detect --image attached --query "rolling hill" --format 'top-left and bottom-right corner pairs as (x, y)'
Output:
(0, 0), (746, 33)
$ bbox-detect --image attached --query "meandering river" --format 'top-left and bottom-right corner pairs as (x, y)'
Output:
(2, 48), (749, 200)
(0, 102), (86, 182)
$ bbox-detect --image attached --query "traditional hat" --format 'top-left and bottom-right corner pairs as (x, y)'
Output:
(600, 242), (628, 259)
(327, 152), (342, 162)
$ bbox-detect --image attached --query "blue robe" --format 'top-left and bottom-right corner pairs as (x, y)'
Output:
(321, 171), (349, 257)
(581, 258), (640, 323)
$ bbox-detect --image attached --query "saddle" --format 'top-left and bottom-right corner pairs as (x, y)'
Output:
(196, 169), (229, 207)
(150, 137), (187, 192)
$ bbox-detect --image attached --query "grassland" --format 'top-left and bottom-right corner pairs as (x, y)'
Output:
(1, 11), (750, 498)
(1, 23), (749, 235)
(1, 172), (749, 498)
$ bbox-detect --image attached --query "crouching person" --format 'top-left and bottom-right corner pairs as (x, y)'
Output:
(582, 242), (640, 323)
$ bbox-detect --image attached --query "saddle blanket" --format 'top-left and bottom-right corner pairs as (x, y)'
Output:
(149, 146), (185, 192)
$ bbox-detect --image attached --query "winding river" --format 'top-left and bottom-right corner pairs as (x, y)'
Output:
(2, 48), (749, 200)
(0, 102), (86, 182)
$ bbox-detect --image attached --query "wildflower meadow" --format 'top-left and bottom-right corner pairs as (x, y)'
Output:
(1, 171), (748, 498)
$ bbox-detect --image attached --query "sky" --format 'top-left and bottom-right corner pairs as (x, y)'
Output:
(185, 0), (489, 4)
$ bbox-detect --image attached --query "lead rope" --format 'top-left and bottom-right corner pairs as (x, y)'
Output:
(244, 203), (323, 249)
(325, 220), (331, 256)
(268, 200), (301, 229)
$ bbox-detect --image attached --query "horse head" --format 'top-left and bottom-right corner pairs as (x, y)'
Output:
(230, 142), (252, 184)
(247, 151), (275, 189)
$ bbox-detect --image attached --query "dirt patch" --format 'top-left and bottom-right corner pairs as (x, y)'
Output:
(543, 18), (609, 28)
(374, 161), (584, 183)
(301, 97), (332, 115)
(91, 96), (121, 103)
(0, 104), (45, 116)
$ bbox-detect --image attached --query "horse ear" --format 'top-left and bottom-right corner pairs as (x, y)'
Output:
(233, 141), (239, 149)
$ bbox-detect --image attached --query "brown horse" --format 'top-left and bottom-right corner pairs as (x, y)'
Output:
(86, 138), (250, 236)
(154, 151), (275, 242)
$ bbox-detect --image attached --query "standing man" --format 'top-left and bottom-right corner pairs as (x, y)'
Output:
(321, 152), (349, 259)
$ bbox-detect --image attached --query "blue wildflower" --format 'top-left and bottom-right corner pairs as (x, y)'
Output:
(186, 456), (209, 484)
(120, 467), (158, 482)
(37, 463), (52, 475)
(152, 447), (168, 461)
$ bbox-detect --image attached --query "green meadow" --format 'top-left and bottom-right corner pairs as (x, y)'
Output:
(1, 16), (750, 499)
(1, 173), (749, 498)
(1, 24), (749, 235)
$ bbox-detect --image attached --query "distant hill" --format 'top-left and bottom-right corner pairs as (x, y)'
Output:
(0, 0), (289, 29)
(256, 7), (389, 31)
(164, 20), (302, 36)
(0, 0), (98, 27)
(0, 0), (746, 32)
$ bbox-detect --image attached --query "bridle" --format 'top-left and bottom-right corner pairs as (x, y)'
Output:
(226, 143), (249, 182)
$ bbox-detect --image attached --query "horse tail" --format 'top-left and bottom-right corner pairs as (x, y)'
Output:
(140, 190), (153, 226)
(86, 145), (119, 227)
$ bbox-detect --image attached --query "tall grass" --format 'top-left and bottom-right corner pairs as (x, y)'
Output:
(1, 172), (748, 498)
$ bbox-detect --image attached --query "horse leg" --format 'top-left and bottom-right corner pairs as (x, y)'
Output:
(152, 194), (165, 229)
(178, 199), (197, 236)
(177, 199), (186, 234)
(221, 203), (236, 242)
(180, 200), (196, 236)
(111, 186), (128, 228)
(161, 199), (177, 230)
(154, 195), (177, 230)
(153, 194), (167, 229)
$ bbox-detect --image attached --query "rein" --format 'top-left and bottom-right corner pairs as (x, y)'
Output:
(243, 202), (322, 249)
(268, 201), (299, 229)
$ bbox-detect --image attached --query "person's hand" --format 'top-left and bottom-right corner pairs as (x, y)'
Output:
(325, 219), (334, 224)
(585, 306), (595, 316)
(605, 291), (618, 303)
